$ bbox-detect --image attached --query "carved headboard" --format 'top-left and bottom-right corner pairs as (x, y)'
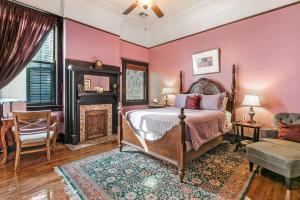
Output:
(179, 65), (237, 121)
(186, 78), (224, 95)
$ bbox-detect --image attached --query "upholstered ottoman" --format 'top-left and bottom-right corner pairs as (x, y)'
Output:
(246, 138), (300, 188)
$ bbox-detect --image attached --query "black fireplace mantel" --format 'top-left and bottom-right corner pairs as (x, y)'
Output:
(64, 59), (121, 144)
(68, 65), (120, 74)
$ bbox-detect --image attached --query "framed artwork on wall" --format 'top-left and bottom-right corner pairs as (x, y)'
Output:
(192, 48), (220, 75)
(84, 79), (91, 91)
(122, 58), (149, 106)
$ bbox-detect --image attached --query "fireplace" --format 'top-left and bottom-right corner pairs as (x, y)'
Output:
(65, 59), (120, 145)
(80, 104), (112, 142)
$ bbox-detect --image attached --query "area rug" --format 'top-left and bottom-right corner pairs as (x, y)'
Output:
(55, 142), (256, 200)
(64, 135), (117, 151)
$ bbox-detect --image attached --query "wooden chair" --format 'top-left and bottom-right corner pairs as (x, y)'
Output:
(13, 111), (52, 170)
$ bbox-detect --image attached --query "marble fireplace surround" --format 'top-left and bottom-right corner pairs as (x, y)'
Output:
(80, 104), (112, 142)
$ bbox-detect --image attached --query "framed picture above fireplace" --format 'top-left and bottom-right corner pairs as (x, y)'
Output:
(192, 48), (220, 75)
(84, 79), (91, 91)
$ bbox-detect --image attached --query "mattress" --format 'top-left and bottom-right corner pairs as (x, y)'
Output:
(125, 107), (232, 151)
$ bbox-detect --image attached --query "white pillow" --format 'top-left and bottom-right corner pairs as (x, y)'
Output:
(200, 93), (226, 110)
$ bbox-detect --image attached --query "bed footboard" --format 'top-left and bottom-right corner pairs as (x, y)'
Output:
(118, 105), (187, 182)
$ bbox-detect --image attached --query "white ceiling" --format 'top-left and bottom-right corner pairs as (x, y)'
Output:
(14, 0), (300, 47)
(103, 0), (211, 26)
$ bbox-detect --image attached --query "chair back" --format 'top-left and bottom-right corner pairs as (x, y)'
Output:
(13, 111), (51, 137)
(274, 113), (300, 126)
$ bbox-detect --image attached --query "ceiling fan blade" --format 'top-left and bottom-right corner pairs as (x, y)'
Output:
(151, 3), (164, 18)
(123, 1), (139, 15)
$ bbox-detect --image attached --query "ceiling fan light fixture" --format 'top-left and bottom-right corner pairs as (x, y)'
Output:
(123, 0), (163, 18)
(139, 0), (153, 7)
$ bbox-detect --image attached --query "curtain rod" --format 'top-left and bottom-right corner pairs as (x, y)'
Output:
(8, 0), (62, 19)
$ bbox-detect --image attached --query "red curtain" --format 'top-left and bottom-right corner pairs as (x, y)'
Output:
(0, 0), (57, 89)
(0, 0), (57, 150)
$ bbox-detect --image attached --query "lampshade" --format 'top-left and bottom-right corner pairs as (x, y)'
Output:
(242, 94), (261, 107)
(161, 87), (173, 95)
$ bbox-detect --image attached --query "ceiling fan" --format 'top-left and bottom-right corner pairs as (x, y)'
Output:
(123, 0), (164, 18)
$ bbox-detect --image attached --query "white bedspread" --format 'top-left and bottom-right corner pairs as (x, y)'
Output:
(126, 107), (231, 141)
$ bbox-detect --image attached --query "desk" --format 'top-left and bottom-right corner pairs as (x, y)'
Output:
(1, 112), (60, 165)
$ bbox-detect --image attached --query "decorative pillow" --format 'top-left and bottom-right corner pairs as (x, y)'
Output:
(174, 94), (195, 108)
(277, 122), (300, 143)
(200, 93), (226, 110)
(185, 96), (201, 109)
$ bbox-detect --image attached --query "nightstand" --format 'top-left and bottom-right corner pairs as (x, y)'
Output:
(148, 105), (165, 109)
(233, 121), (265, 149)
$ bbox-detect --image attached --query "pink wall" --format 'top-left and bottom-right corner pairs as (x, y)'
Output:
(65, 20), (150, 66)
(120, 40), (150, 63)
(65, 19), (120, 66)
(64, 21), (150, 111)
(149, 4), (300, 126)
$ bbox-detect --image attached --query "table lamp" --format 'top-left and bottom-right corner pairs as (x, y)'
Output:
(161, 87), (173, 106)
(242, 94), (261, 123)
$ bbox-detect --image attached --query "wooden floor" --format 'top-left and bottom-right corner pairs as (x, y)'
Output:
(0, 142), (299, 200)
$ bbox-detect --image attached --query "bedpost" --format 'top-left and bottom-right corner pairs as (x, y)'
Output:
(179, 71), (183, 94)
(231, 65), (237, 122)
(178, 108), (186, 182)
(118, 102), (123, 151)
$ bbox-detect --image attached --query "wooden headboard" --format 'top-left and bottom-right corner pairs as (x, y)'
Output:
(179, 65), (237, 121)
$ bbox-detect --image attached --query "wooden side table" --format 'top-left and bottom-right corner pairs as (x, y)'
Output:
(233, 121), (264, 149)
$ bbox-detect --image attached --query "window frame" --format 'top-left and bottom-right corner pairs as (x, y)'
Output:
(25, 20), (63, 110)
(122, 58), (149, 106)
(26, 28), (56, 106)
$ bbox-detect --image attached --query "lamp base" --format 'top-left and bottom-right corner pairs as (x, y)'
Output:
(164, 95), (169, 106)
(248, 106), (256, 124)
(164, 100), (169, 106)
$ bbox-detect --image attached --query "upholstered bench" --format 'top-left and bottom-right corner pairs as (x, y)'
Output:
(246, 113), (300, 188)
(246, 138), (300, 188)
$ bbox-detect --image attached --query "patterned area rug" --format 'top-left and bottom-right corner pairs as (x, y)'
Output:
(64, 135), (117, 151)
(55, 142), (256, 200)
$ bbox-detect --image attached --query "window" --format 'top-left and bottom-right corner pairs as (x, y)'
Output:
(27, 29), (56, 105)
(122, 58), (149, 106)
(0, 19), (63, 110)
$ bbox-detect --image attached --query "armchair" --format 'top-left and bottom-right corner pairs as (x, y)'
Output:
(260, 112), (300, 139)
(13, 111), (53, 170)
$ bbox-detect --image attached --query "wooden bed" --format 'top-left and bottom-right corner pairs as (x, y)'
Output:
(118, 65), (237, 182)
